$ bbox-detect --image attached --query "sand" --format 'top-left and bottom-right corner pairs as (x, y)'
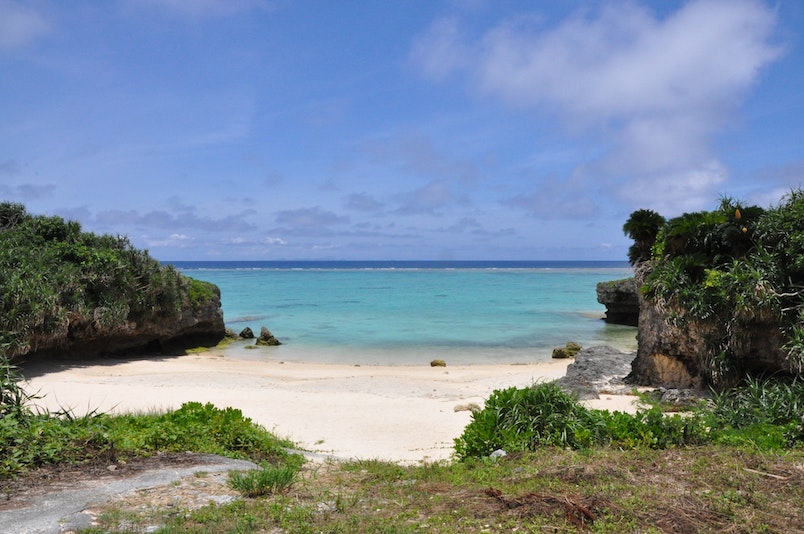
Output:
(22, 351), (643, 464)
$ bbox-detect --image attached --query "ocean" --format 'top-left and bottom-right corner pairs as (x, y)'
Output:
(169, 261), (637, 365)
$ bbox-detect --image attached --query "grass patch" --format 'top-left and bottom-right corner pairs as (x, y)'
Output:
(229, 462), (301, 497)
(87, 447), (804, 533)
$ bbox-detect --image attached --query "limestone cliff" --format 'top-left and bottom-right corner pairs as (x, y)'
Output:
(596, 278), (639, 326)
(0, 202), (226, 362)
(18, 283), (225, 360)
(628, 266), (795, 389)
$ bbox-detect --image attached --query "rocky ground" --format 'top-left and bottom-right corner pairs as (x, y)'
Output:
(0, 453), (259, 534)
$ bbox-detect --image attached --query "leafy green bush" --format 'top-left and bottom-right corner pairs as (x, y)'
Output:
(0, 401), (299, 478)
(1, 361), (299, 478)
(0, 391), (112, 479)
(455, 377), (802, 460)
(591, 407), (709, 449)
(104, 402), (296, 463)
(453, 383), (594, 458)
(709, 376), (804, 446)
(0, 356), (37, 420)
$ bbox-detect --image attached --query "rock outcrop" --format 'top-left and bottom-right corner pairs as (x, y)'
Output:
(627, 267), (795, 389)
(551, 341), (582, 359)
(20, 287), (225, 360)
(554, 345), (635, 399)
(596, 278), (639, 326)
(255, 327), (281, 346)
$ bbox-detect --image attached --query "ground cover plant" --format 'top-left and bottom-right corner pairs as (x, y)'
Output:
(83, 446), (804, 533)
(0, 356), (298, 480)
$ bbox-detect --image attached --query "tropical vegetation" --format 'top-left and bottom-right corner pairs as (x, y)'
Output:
(0, 202), (218, 360)
(0, 356), (299, 481)
(625, 189), (804, 387)
(455, 380), (803, 460)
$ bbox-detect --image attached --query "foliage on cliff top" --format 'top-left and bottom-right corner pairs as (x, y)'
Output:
(627, 189), (804, 386)
(0, 202), (217, 359)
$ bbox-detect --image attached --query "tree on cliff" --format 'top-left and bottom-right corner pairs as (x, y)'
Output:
(622, 209), (665, 265)
(628, 191), (804, 388)
(0, 202), (223, 360)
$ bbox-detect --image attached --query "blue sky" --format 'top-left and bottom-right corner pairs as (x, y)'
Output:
(1, 0), (803, 261)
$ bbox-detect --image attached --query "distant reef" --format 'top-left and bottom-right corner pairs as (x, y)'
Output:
(0, 202), (224, 361)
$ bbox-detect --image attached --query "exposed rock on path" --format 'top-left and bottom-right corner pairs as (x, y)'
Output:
(0, 453), (258, 534)
(555, 345), (636, 400)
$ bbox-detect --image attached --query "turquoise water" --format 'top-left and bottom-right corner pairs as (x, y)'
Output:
(171, 261), (637, 365)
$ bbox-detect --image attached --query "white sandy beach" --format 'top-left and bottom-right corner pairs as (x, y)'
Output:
(23, 351), (642, 464)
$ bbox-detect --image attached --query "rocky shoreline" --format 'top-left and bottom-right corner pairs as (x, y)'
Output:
(555, 345), (709, 406)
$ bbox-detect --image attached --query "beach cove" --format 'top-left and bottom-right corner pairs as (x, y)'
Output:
(23, 349), (642, 464)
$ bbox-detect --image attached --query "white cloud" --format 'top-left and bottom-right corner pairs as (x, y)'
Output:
(414, 0), (782, 211)
(618, 160), (727, 214)
(409, 17), (469, 81)
(144, 233), (194, 248)
(0, 0), (49, 51)
(472, 1), (779, 122)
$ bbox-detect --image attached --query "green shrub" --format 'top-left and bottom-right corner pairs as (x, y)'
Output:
(228, 462), (300, 497)
(0, 408), (112, 478)
(456, 375), (802, 460)
(1, 365), (299, 478)
(454, 383), (595, 459)
(0, 356), (37, 420)
(187, 278), (219, 310)
(106, 402), (294, 462)
(592, 407), (709, 449)
(710, 376), (804, 446)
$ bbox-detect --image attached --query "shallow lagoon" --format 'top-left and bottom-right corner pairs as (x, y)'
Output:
(172, 261), (637, 365)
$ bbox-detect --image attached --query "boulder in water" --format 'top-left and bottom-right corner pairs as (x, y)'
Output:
(255, 326), (281, 346)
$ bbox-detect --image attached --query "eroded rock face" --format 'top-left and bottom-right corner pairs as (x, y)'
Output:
(628, 298), (705, 389)
(20, 289), (225, 360)
(627, 266), (796, 389)
(596, 278), (639, 326)
(554, 345), (635, 400)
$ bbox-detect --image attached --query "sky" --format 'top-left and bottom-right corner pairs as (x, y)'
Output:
(1, 0), (803, 261)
